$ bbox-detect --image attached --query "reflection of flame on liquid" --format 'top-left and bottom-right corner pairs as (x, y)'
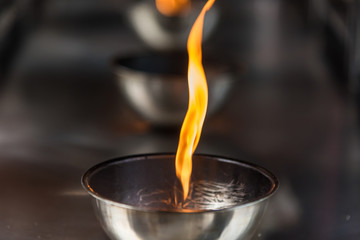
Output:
(175, 0), (216, 201)
(155, 0), (191, 16)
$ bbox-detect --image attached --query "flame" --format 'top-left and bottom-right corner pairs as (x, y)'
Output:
(155, 0), (191, 16)
(175, 0), (216, 200)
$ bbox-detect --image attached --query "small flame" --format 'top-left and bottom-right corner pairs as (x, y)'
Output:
(155, 0), (191, 16)
(175, 0), (216, 200)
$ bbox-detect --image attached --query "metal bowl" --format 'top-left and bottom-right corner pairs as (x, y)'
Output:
(127, 1), (219, 50)
(82, 153), (278, 240)
(113, 52), (240, 127)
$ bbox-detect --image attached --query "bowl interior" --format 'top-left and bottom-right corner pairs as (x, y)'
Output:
(114, 52), (188, 76)
(83, 154), (278, 212)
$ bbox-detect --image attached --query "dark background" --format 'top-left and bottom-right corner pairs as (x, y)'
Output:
(0, 0), (359, 239)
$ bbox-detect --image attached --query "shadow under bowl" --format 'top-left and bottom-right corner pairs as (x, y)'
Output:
(113, 52), (240, 127)
(82, 153), (278, 240)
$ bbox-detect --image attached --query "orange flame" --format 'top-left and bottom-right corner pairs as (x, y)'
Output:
(155, 0), (191, 16)
(175, 0), (216, 200)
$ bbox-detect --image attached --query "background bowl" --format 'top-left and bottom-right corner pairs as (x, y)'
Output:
(113, 52), (240, 127)
(127, 1), (220, 50)
(82, 153), (278, 240)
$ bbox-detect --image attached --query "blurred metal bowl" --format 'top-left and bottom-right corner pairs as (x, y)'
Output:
(127, 1), (219, 50)
(82, 153), (278, 240)
(113, 52), (240, 126)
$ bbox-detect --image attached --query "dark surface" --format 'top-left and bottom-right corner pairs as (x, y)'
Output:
(0, 0), (359, 239)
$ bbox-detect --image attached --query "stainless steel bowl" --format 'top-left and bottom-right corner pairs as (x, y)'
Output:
(127, 1), (219, 50)
(113, 52), (240, 126)
(82, 153), (278, 240)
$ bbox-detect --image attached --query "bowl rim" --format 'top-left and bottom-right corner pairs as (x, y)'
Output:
(111, 52), (243, 81)
(81, 153), (279, 213)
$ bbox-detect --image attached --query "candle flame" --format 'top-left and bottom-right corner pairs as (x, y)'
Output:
(175, 0), (216, 200)
(155, 0), (191, 16)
